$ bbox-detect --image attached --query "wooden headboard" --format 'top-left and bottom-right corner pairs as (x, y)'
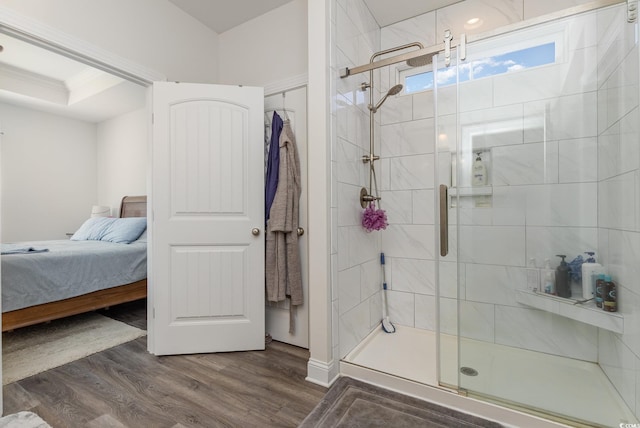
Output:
(119, 196), (147, 218)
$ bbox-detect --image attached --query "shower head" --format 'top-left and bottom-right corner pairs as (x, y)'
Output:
(370, 84), (403, 113)
(406, 52), (436, 67)
(387, 84), (404, 96)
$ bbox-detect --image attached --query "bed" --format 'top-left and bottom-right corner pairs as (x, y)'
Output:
(1, 196), (148, 331)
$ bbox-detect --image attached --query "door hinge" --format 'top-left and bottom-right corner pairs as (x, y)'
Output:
(151, 113), (154, 124)
(153, 307), (156, 319)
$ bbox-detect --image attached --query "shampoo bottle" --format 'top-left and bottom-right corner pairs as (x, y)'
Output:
(581, 252), (603, 300)
(595, 274), (606, 308)
(555, 255), (571, 298)
(603, 276), (617, 312)
(472, 152), (488, 186)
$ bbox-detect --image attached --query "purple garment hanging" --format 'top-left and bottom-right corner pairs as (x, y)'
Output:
(265, 111), (283, 223)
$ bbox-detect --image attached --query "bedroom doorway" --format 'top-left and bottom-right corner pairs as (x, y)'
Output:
(0, 11), (158, 410)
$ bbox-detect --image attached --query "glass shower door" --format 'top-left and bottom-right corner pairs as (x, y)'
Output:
(433, 47), (460, 391)
(449, 4), (638, 427)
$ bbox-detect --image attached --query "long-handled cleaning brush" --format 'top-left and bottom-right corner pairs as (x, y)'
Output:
(380, 253), (396, 333)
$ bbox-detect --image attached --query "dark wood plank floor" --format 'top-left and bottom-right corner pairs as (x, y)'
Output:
(3, 300), (326, 427)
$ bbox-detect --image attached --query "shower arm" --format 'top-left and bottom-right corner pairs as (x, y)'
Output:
(341, 42), (441, 78)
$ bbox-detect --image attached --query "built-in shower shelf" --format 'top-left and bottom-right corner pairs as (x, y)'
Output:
(516, 290), (623, 334)
(448, 186), (493, 197)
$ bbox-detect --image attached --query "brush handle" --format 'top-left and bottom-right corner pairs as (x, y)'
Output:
(380, 253), (385, 265)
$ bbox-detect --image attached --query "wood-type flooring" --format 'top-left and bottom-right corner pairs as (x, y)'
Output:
(3, 300), (326, 427)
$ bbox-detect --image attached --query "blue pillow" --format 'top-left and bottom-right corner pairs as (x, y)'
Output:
(101, 218), (147, 243)
(71, 217), (147, 244)
(71, 217), (112, 241)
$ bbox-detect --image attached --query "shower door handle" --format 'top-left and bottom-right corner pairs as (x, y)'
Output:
(439, 184), (448, 257)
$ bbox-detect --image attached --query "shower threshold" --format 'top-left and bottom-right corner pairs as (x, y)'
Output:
(342, 325), (634, 427)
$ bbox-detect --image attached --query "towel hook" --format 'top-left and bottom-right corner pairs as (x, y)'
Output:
(282, 92), (290, 123)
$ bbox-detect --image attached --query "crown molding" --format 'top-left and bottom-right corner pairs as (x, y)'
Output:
(0, 62), (68, 104)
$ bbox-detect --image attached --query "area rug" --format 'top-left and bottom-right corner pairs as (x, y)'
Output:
(3, 312), (146, 385)
(300, 377), (503, 427)
(0, 411), (51, 428)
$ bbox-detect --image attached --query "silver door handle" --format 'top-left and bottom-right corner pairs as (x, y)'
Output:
(439, 185), (448, 257)
(297, 227), (304, 236)
(252, 228), (261, 236)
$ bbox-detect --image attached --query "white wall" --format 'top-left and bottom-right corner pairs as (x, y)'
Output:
(0, 0), (219, 83)
(96, 108), (147, 216)
(218, 0), (307, 86)
(0, 102), (97, 242)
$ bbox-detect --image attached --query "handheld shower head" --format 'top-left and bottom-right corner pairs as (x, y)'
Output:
(370, 84), (403, 113)
(387, 84), (404, 96)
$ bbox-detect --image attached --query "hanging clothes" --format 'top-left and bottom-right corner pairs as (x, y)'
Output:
(265, 121), (302, 333)
(265, 111), (283, 224)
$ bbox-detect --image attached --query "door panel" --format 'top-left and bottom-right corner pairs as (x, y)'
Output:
(151, 82), (264, 355)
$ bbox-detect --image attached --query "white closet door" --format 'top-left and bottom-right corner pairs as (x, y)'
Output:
(150, 82), (265, 355)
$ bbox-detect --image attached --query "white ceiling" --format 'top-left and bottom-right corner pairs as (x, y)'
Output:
(169, 0), (463, 34)
(363, 0), (463, 27)
(169, 0), (294, 34)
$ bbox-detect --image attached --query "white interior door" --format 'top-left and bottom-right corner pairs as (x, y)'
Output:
(150, 82), (265, 355)
(264, 86), (308, 348)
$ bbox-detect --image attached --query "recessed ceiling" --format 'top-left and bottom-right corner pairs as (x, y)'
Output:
(169, 0), (294, 34)
(0, 33), (145, 123)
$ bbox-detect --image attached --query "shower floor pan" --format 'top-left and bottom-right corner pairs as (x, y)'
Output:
(344, 325), (634, 427)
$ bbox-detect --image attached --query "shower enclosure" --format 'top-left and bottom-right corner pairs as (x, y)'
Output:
(335, 1), (639, 427)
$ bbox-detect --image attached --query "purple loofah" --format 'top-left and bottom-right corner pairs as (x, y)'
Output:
(362, 202), (388, 232)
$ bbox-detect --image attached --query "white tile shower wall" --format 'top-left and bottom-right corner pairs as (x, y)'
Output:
(495, 306), (598, 361)
(333, 0), (386, 360)
(595, 4), (640, 418)
(375, 4), (606, 364)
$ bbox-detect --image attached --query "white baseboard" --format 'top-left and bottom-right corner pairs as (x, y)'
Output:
(306, 357), (339, 388)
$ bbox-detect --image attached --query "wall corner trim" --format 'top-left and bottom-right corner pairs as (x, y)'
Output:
(306, 357), (339, 387)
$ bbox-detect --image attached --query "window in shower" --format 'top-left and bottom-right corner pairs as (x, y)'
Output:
(402, 42), (556, 94)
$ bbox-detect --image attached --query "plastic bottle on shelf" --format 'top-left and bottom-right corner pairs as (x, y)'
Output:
(595, 274), (606, 308)
(555, 255), (571, 298)
(603, 276), (617, 312)
(581, 251), (603, 300)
